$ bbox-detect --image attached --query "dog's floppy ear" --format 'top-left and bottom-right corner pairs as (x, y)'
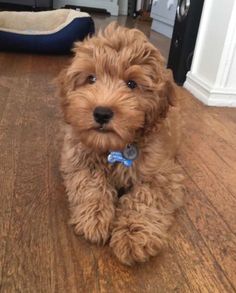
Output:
(56, 67), (77, 124)
(57, 65), (78, 98)
(146, 44), (177, 119)
(158, 69), (177, 118)
(57, 68), (69, 99)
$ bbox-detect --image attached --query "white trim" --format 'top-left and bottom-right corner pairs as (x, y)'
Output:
(184, 72), (210, 105)
(184, 72), (236, 107)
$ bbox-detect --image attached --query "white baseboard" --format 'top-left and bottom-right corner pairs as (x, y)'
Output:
(184, 72), (236, 107)
(151, 19), (173, 38)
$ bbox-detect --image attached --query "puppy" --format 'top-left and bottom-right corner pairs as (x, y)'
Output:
(58, 22), (184, 265)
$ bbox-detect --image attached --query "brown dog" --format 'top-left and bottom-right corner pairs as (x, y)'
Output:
(58, 22), (184, 265)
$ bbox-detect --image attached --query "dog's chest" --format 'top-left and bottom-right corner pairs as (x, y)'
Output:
(82, 149), (139, 196)
(106, 163), (137, 196)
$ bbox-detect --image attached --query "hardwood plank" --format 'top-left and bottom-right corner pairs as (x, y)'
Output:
(180, 88), (236, 150)
(91, 247), (192, 293)
(179, 88), (236, 211)
(178, 91), (236, 290)
(182, 171), (236, 290)
(184, 136), (236, 200)
(0, 86), (9, 123)
(182, 129), (236, 203)
(182, 102), (236, 171)
(0, 54), (32, 287)
(170, 209), (234, 293)
(1, 55), (56, 292)
(178, 138), (236, 232)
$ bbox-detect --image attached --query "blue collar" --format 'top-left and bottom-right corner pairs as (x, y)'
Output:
(107, 144), (138, 167)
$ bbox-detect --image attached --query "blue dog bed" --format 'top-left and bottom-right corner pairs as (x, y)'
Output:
(0, 9), (94, 54)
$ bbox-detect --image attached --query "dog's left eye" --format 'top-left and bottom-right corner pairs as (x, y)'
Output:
(127, 80), (137, 89)
(87, 75), (96, 84)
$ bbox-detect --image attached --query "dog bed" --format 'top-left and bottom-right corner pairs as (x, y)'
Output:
(0, 9), (94, 54)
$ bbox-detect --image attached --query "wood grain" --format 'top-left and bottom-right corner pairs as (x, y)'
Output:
(0, 15), (236, 293)
(0, 53), (32, 285)
(1, 55), (55, 292)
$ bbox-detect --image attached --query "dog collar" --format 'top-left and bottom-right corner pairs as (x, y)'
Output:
(107, 144), (138, 167)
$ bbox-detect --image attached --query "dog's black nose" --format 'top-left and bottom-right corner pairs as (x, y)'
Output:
(93, 107), (113, 124)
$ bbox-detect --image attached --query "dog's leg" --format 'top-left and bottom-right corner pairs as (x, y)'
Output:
(110, 180), (184, 265)
(64, 169), (116, 245)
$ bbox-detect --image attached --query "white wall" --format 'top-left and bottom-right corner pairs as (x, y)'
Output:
(184, 0), (236, 107)
(53, 0), (119, 15)
(194, 0), (234, 86)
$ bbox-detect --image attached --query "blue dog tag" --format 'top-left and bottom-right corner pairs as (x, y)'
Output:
(122, 144), (138, 160)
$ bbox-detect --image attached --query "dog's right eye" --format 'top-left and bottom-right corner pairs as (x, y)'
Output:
(127, 80), (137, 89)
(87, 75), (96, 84)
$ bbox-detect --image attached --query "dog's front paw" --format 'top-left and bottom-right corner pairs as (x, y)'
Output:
(70, 200), (115, 245)
(110, 209), (170, 265)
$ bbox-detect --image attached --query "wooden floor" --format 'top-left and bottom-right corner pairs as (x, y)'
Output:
(0, 14), (236, 293)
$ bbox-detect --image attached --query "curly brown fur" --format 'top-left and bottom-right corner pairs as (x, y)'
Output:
(58, 22), (185, 265)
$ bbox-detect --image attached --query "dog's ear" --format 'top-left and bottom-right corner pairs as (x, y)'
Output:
(56, 67), (77, 123)
(158, 69), (177, 118)
(144, 44), (177, 119)
(57, 64), (79, 98)
(57, 68), (69, 99)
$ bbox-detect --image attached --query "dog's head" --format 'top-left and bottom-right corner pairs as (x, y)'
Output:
(58, 22), (177, 152)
